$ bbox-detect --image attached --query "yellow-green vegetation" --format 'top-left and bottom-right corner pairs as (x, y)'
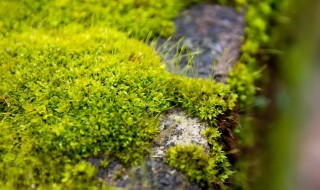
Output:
(220, 0), (287, 108)
(165, 144), (230, 188)
(172, 78), (237, 125)
(0, 0), (199, 38)
(165, 128), (232, 188)
(0, 0), (237, 187)
(0, 0), (285, 189)
(239, 0), (288, 66)
(227, 63), (260, 109)
(0, 26), (236, 188)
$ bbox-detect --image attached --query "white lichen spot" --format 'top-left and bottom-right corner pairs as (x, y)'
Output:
(152, 108), (210, 158)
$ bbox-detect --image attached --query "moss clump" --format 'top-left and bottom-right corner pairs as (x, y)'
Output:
(203, 127), (232, 182)
(239, 0), (288, 66)
(165, 142), (231, 188)
(165, 128), (232, 188)
(172, 77), (237, 125)
(165, 145), (217, 187)
(0, 26), (170, 188)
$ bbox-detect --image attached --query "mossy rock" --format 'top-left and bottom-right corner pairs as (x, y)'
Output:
(0, 25), (239, 189)
(0, 0), (275, 189)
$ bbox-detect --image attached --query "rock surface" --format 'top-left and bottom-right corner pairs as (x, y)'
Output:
(155, 4), (245, 80)
(90, 158), (201, 190)
(152, 108), (210, 158)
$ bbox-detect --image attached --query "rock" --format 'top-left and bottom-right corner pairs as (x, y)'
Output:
(152, 108), (210, 158)
(155, 4), (245, 80)
(90, 159), (201, 189)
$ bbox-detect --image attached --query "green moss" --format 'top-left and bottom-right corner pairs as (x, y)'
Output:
(0, 0), (198, 39)
(203, 127), (232, 182)
(0, 24), (239, 188)
(172, 77), (237, 125)
(227, 63), (259, 109)
(165, 142), (231, 188)
(0, 26), (168, 188)
(0, 0), (288, 188)
(165, 128), (232, 188)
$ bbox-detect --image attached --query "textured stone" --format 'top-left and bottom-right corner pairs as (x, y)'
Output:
(155, 4), (245, 80)
(152, 108), (210, 158)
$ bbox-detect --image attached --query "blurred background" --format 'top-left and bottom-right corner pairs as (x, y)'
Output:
(257, 0), (320, 189)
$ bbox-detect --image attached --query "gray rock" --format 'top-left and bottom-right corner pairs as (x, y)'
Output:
(91, 158), (201, 190)
(155, 4), (245, 80)
(152, 108), (210, 158)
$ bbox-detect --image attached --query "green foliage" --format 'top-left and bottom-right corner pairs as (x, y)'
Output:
(0, 0), (287, 188)
(171, 77), (237, 125)
(165, 143), (231, 188)
(227, 63), (259, 109)
(240, 0), (273, 66)
(0, 0), (198, 39)
(204, 127), (233, 182)
(0, 26), (172, 188)
(60, 161), (97, 189)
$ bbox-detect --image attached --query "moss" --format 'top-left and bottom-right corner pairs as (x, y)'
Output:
(165, 142), (231, 188)
(0, 26), (167, 188)
(172, 77), (237, 125)
(0, 0), (199, 39)
(164, 128), (233, 188)
(165, 145), (218, 188)
(227, 62), (259, 109)
(0, 23), (239, 188)
(0, 0), (288, 189)
(203, 127), (232, 181)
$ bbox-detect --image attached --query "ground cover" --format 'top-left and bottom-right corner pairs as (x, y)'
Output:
(0, 0), (284, 189)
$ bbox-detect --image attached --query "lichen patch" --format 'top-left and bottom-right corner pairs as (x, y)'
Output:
(152, 108), (210, 158)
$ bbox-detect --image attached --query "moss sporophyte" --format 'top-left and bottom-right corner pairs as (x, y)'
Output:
(0, 0), (281, 189)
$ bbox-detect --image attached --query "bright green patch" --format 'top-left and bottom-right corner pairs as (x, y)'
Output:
(0, 26), (237, 188)
(0, 0), (286, 189)
(165, 142), (230, 188)
(165, 128), (232, 188)
(0, 0), (198, 38)
(172, 77), (237, 125)
(0, 27), (169, 189)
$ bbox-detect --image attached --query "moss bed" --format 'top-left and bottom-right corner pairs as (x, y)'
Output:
(0, 0), (284, 189)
